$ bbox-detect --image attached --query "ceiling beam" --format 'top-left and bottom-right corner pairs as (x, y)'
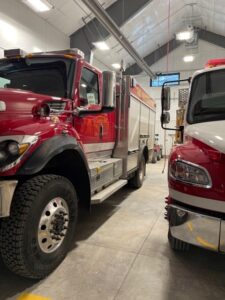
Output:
(70, 0), (152, 59)
(80, 0), (155, 77)
(124, 29), (225, 75)
(124, 39), (181, 75)
(198, 28), (225, 48)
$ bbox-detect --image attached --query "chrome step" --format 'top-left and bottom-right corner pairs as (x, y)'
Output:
(91, 179), (128, 204)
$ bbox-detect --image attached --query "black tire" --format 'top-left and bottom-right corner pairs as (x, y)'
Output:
(168, 229), (190, 251)
(151, 152), (157, 164)
(0, 175), (78, 279)
(129, 156), (146, 189)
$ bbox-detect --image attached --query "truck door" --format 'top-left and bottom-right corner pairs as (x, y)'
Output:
(74, 64), (115, 158)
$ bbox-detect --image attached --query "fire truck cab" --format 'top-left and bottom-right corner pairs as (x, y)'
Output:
(161, 59), (225, 252)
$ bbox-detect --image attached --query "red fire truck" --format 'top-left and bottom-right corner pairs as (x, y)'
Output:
(161, 59), (225, 253)
(0, 48), (156, 278)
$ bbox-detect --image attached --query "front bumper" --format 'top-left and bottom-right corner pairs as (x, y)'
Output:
(0, 181), (18, 217)
(168, 204), (225, 252)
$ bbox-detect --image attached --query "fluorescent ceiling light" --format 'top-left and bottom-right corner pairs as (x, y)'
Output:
(176, 30), (193, 41)
(22, 0), (53, 12)
(183, 55), (194, 62)
(93, 41), (110, 51)
(112, 63), (121, 69)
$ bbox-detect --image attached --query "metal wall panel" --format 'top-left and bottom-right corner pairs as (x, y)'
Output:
(128, 96), (141, 151)
(140, 105), (150, 137)
(148, 109), (155, 149)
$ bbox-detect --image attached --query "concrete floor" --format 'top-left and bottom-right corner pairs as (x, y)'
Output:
(1, 160), (225, 300)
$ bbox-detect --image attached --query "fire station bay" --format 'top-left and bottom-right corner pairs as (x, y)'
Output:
(1, 0), (225, 299)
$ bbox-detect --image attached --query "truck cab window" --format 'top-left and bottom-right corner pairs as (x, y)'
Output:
(0, 58), (75, 98)
(79, 68), (99, 106)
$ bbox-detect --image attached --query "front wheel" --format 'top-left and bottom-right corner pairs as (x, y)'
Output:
(0, 175), (78, 279)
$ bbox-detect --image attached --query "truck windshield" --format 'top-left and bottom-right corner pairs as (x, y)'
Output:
(188, 69), (225, 124)
(0, 57), (75, 98)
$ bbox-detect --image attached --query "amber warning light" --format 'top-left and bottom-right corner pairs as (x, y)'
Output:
(205, 58), (225, 68)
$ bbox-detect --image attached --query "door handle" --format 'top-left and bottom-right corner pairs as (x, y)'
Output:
(99, 124), (104, 139)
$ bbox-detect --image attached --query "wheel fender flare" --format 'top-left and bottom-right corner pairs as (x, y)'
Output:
(18, 135), (88, 175)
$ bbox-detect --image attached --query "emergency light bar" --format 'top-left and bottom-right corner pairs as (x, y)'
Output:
(4, 48), (85, 59)
(205, 58), (225, 68)
(4, 49), (27, 58)
(45, 48), (85, 59)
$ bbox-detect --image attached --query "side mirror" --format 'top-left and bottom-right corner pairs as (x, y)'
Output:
(161, 112), (170, 124)
(161, 86), (171, 111)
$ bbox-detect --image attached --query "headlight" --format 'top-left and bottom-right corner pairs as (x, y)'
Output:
(0, 141), (29, 168)
(169, 159), (212, 188)
(0, 135), (38, 170)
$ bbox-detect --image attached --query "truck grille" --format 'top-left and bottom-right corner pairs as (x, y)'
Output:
(47, 101), (66, 113)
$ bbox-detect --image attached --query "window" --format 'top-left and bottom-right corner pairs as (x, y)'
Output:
(0, 77), (10, 87)
(79, 68), (99, 106)
(188, 69), (225, 124)
(0, 57), (75, 98)
(150, 73), (180, 87)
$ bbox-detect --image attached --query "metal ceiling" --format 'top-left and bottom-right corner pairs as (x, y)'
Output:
(79, 0), (155, 77)
(22, 0), (225, 73)
(70, 0), (152, 59)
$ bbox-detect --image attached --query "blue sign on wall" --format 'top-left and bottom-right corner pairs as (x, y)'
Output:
(150, 73), (180, 87)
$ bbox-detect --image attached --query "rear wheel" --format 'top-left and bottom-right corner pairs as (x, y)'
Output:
(160, 149), (163, 158)
(151, 152), (157, 164)
(168, 229), (190, 251)
(129, 156), (146, 189)
(0, 175), (78, 279)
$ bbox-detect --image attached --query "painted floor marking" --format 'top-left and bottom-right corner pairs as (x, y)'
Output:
(17, 293), (52, 300)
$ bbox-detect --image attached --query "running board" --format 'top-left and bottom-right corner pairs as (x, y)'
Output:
(91, 179), (128, 204)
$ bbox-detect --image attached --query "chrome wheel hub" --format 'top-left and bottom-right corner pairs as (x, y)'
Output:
(38, 197), (69, 253)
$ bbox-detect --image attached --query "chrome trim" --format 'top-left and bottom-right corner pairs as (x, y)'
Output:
(0, 180), (18, 217)
(170, 188), (225, 213)
(169, 159), (212, 188)
(83, 142), (115, 153)
(169, 204), (220, 252)
(0, 135), (38, 172)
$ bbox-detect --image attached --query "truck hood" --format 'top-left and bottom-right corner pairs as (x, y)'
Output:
(0, 88), (67, 136)
(185, 121), (225, 154)
(0, 88), (61, 116)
